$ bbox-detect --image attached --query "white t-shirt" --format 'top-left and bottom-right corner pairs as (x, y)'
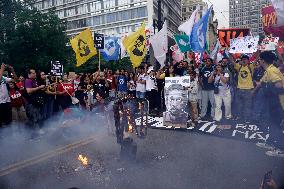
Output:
(214, 73), (230, 96)
(136, 73), (146, 92)
(128, 80), (136, 91)
(0, 76), (12, 104)
(145, 75), (157, 91)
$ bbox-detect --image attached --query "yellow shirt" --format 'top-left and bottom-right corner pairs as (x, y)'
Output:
(159, 73), (174, 79)
(260, 65), (284, 110)
(234, 64), (254, 89)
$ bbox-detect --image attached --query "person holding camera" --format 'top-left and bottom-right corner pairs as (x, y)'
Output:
(0, 63), (18, 127)
(209, 63), (232, 123)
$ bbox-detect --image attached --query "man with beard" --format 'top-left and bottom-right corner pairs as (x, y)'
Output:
(163, 84), (188, 127)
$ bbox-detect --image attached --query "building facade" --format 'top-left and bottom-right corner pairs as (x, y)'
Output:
(181, 0), (206, 22)
(181, 0), (218, 51)
(229, 0), (270, 35)
(33, 0), (182, 37)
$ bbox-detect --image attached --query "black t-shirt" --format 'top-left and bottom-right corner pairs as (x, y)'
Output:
(93, 80), (106, 96)
(199, 66), (215, 91)
(75, 82), (87, 100)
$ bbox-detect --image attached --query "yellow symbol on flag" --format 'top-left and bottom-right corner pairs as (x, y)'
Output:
(70, 28), (97, 67)
(123, 23), (147, 68)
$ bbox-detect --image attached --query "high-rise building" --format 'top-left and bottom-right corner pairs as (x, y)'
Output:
(181, 0), (218, 51)
(229, 0), (270, 35)
(181, 0), (206, 22)
(33, 0), (182, 37)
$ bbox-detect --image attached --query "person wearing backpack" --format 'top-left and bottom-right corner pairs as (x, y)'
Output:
(229, 54), (254, 122)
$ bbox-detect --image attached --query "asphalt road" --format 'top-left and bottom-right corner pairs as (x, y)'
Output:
(0, 115), (283, 189)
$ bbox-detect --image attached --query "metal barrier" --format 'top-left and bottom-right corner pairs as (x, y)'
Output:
(113, 96), (149, 144)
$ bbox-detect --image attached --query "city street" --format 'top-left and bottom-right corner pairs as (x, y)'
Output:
(0, 115), (283, 189)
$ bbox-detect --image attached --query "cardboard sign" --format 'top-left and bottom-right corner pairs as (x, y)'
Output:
(229, 36), (259, 54)
(259, 37), (279, 51)
(51, 61), (63, 76)
(94, 33), (104, 49)
(218, 29), (250, 47)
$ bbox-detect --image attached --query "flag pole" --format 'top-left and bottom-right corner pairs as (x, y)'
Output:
(98, 50), (101, 71)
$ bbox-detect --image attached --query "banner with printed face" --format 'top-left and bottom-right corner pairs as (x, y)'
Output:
(218, 29), (250, 47)
(163, 77), (190, 128)
(229, 36), (259, 54)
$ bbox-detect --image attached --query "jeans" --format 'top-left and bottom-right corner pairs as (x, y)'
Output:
(46, 98), (54, 119)
(189, 101), (198, 122)
(25, 103), (41, 127)
(0, 102), (12, 127)
(214, 90), (232, 121)
(252, 88), (266, 122)
(200, 90), (215, 118)
(146, 90), (158, 112)
(136, 91), (145, 99)
(236, 89), (253, 120)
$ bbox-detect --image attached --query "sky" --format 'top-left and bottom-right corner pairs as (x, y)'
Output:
(203, 0), (229, 28)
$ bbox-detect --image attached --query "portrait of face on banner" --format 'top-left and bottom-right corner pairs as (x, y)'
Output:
(163, 77), (190, 128)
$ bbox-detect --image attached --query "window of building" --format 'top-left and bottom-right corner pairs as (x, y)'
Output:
(43, 0), (52, 9)
(54, 0), (63, 6)
(182, 8), (186, 12)
(66, 7), (76, 17)
(137, 7), (146, 17)
(104, 0), (115, 9)
(57, 10), (64, 18)
(118, 0), (131, 6)
(106, 13), (116, 23)
(89, 1), (102, 12)
(77, 4), (88, 15)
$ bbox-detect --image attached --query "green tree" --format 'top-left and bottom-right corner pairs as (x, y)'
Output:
(0, 0), (69, 75)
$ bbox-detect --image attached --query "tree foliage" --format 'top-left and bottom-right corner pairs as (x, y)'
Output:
(0, 0), (69, 74)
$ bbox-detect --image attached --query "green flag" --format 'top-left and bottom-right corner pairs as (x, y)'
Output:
(174, 34), (191, 53)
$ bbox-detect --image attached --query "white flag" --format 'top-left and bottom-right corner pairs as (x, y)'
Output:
(271, 0), (284, 26)
(178, 5), (200, 35)
(149, 22), (168, 68)
(120, 34), (129, 59)
(210, 41), (221, 59)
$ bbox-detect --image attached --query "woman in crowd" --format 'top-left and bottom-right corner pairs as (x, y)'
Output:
(7, 81), (27, 123)
(128, 72), (136, 97)
(186, 71), (199, 127)
(57, 74), (75, 111)
(208, 63), (232, 122)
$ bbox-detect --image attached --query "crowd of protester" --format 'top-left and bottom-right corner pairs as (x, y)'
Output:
(0, 50), (284, 157)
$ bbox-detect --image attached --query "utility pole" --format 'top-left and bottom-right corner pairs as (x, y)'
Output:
(157, 0), (162, 31)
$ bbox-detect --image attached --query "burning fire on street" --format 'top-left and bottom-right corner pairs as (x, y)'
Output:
(78, 154), (88, 166)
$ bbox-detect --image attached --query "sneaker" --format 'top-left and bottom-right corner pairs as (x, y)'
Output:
(265, 149), (284, 158)
(256, 142), (275, 150)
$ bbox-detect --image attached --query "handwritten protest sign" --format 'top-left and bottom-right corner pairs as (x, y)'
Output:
(229, 36), (259, 54)
(165, 76), (191, 88)
(259, 37), (279, 51)
(218, 29), (250, 47)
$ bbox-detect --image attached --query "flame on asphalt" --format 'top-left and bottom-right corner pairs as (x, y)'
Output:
(78, 154), (88, 166)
